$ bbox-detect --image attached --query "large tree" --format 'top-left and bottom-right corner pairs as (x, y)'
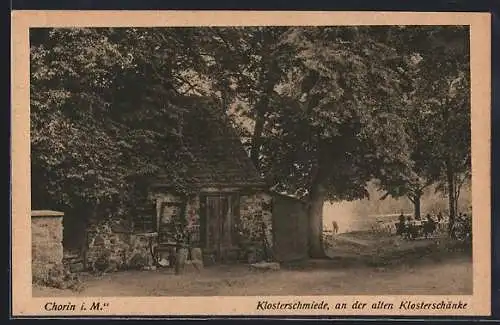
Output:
(254, 27), (416, 257)
(186, 27), (302, 169)
(351, 26), (471, 225)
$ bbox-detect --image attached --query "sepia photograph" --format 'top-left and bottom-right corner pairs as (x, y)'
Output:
(11, 11), (491, 317)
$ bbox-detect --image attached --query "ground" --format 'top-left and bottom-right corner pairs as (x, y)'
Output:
(33, 232), (472, 297)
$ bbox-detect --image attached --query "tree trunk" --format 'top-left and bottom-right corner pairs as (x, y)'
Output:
(441, 100), (457, 237)
(250, 108), (266, 169)
(413, 195), (421, 220)
(307, 182), (327, 258)
(249, 37), (279, 170)
(453, 173), (467, 216)
(407, 191), (422, 220)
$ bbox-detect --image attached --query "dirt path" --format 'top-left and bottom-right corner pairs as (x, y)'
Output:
(34, 254), (472, 297)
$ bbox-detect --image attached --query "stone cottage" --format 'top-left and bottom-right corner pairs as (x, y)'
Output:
(147, 99), (274, 264)
(84, 98), (275, 269)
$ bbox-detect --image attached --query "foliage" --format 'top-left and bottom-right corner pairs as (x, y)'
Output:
(255, 27), (415, 202)
(30, 28), (206, 216)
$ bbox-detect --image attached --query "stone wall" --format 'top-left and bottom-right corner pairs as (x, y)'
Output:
(239, 192), (274, 252)
(31, 210), (64, 282)
(84, 192), (203, 272)
(185, 195), (201, 244)
(85, 218), (156, 272)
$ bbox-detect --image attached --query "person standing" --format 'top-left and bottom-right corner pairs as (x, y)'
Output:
(405, 216), (415, 240)
(437, 212), (443, 223)
(332, 220), (339, 235)
(396, 213), (406, 237)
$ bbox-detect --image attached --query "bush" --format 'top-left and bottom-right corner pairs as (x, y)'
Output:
(34, 264), (85, 292)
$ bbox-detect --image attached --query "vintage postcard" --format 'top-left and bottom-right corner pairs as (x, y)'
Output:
(11, 10), (491, 317)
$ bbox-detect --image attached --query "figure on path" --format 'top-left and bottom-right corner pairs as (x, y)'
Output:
(405, 215), (419, 240)
(332, 220), (339, 234)
(422, 213), (437, 239)
(396, 213), (406, 238)
(437, 212), (443, 223)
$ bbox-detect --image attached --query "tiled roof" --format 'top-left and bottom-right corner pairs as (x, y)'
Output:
(154, 98), (266, 189)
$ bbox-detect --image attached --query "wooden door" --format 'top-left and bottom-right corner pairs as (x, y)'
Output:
(203, 194), (234, 259)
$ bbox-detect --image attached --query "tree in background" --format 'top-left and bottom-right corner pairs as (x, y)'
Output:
(375, 51), (442, 220)
(373, 26), (471, 229)
(420, 27), (471, 233)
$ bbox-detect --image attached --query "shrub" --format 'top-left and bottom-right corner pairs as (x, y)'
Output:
(34, 264), (85, 292)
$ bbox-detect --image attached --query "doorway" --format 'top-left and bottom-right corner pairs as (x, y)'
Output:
(201, 193), (237, 261)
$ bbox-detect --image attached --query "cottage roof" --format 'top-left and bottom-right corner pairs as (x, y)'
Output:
(153, 97), (267, 189)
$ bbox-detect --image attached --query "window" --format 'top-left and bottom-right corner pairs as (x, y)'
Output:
(157, 201), (185, 245)
(132, 205), (157, 233)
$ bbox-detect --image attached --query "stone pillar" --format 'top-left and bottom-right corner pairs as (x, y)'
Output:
(31, 210), (64, 282)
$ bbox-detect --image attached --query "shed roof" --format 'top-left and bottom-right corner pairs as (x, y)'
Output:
(153, 97), (267, 189)
(269, 191), (307, 204)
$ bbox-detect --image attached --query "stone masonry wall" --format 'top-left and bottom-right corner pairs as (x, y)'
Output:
(185, 195), (201, 244)
(85, 192), (202, 272)
(239, 192), (273, 252)
(84, 190), (274, 268)
(31, 211), (64, 282)
(85, 218), (156, 272)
